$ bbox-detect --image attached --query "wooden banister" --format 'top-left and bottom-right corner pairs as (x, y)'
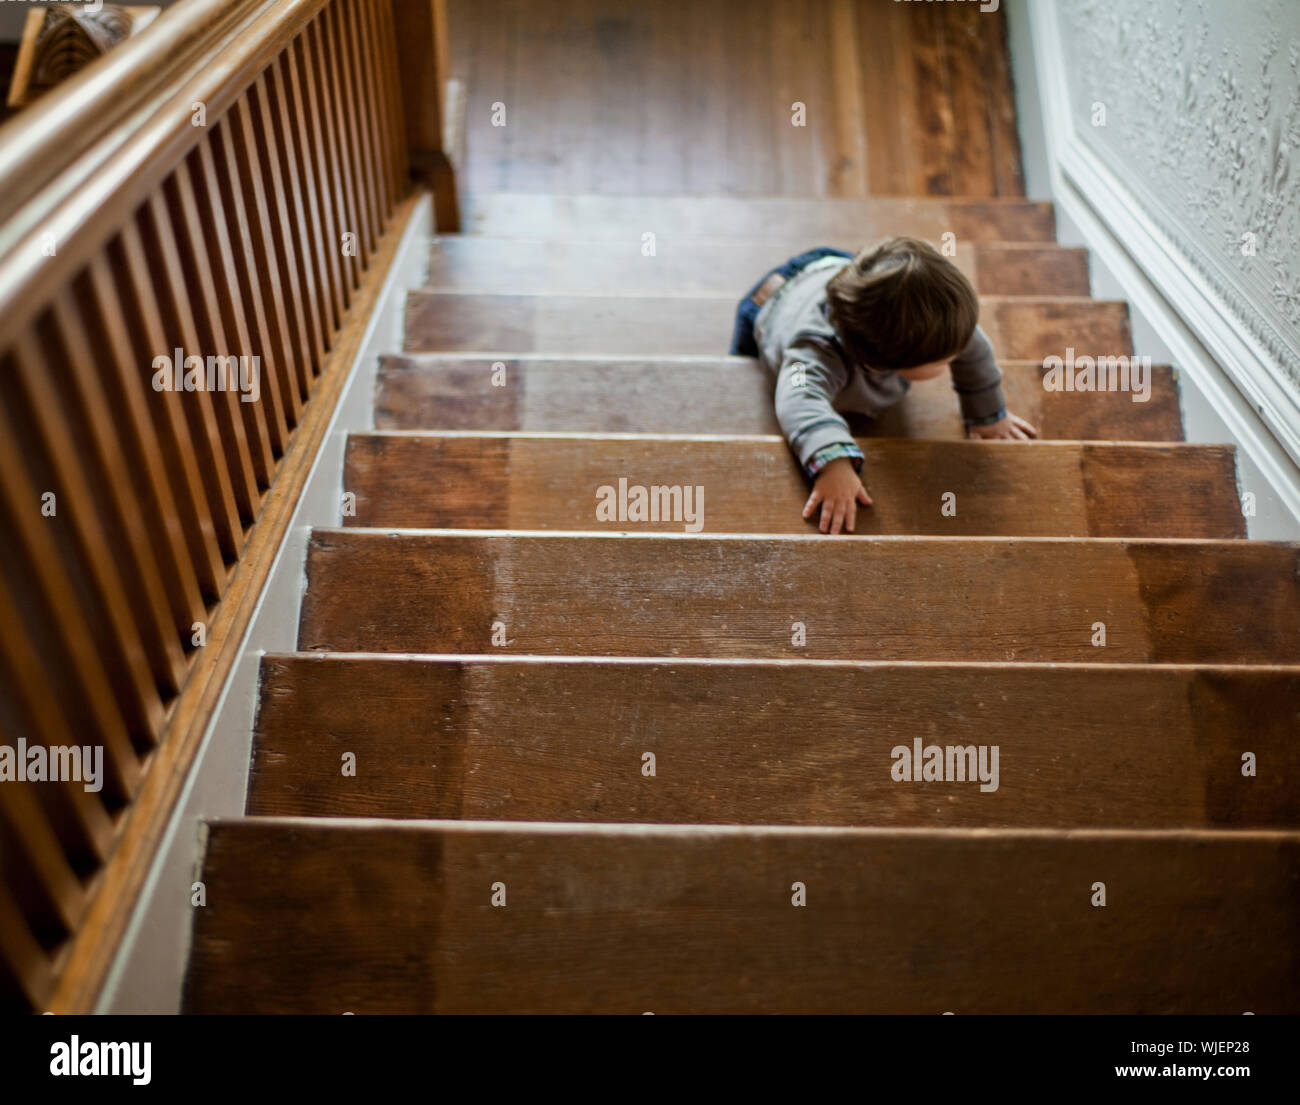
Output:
(0, 0), (448, 1012)
(392, 0), (462, 230)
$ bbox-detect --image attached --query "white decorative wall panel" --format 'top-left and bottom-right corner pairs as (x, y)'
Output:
(1057, 0), (1299, 390)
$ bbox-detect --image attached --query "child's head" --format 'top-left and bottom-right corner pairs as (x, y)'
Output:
(825, 237), (979, 378)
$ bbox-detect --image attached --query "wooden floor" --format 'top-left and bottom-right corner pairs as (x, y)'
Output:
(448, 0), (1024, 197)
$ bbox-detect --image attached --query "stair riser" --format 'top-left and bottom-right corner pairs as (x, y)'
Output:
(464, 194), (1058, 243)
(403, 293), (1132, 361)
(425, 239), (1091, 297)
(374, 356), (1184, 441)
(343, 436), (1242, 538)
(299, 533), (1300, 663)
(186, 822), (1300, 1013)
(250, 656), (1300, 827)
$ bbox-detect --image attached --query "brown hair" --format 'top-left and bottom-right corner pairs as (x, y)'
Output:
(825, 237), (979, 372)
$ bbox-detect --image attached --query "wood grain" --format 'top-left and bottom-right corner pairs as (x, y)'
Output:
(342, 434), (1244, 538)
(421, 238), (1091, 297)
(464, 193), (1055, 241)
(402, 292), (1131, 360)
(185, 819), (1300, 1013)
(373, 355), (1186, 441)
(299, 531), (1300, 663)
(249, 655), (1300, 828)
(448, 0), (1025, 198)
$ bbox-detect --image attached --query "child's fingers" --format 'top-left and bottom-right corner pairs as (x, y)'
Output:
(802, 488), (822, 520)
(819, 500), (833, 533)
(830, 503), (847, 535)
(846, 501), (857, 533)
(856, 486), (873, 506)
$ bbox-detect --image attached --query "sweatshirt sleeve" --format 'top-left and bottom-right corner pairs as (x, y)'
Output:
(949, 324), (1007, 426)
(773, 338), (861, 475)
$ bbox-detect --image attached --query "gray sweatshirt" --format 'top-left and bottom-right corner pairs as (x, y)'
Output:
(754, 258), (1007, 471)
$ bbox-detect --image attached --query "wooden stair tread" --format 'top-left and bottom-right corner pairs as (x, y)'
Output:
(185, 818), (1300, 1013)
(249, 654), (1300, 827)
(425, 237), (1091, 297)
(343, 434), (1243, 538)
(403, 291), (1133, 361)
(298, 532), (1300, 663)
(374, 354), (1184, 441)
(463, 193), (1057, 242)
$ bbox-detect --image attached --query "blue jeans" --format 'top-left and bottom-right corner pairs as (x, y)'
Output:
(729, 247), (853, 356)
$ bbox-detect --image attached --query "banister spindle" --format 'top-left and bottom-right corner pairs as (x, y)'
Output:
(0, 0), (423, 1013)
(82, 256), (209, 640)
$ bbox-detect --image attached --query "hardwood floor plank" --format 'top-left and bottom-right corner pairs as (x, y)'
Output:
(826, 0), (869, 197)
(343, 434), (1244, 537)
(186, 819), (1300, 1013)
(298, 532), (1300, 662)
(978, 4), (1025, 197)
(856, 0), (910, 194)
(463, 193), (1056, 241)
(373, 354), (1186, 441)
(422, 238), (1091, 296)
(403, 292), (1130, 360)
(909, 1), (955, 195)
(249, 655), (1300, 828)
(941, 5), (998, 196)
(448, 0), (1026, 197)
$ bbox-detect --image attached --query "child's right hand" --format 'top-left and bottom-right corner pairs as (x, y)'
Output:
(802, 457), (873, 535)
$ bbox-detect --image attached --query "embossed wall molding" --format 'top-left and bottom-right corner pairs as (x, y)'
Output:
(1032, 0), (1300, 464)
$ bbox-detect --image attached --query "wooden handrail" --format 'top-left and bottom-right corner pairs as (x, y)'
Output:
(0, 0), (453, 1012)
(0, 0), (329, 345)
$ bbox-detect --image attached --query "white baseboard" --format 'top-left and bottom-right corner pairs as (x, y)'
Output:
(1005, 0), (1300, 540)
(96, 195), (434, 1013)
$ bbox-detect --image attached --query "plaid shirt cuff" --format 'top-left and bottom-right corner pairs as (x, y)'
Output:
(963, 407), (1007, 428)
(806, 442), (864, 479)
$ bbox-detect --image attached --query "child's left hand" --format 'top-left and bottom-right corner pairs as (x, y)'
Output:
(966, 412), (1038, 440)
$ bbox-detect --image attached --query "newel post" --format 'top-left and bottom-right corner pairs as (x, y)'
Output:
(391, 0), (462, 231)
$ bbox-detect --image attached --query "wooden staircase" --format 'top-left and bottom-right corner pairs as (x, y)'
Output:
(182, 192), (1300, 1014)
